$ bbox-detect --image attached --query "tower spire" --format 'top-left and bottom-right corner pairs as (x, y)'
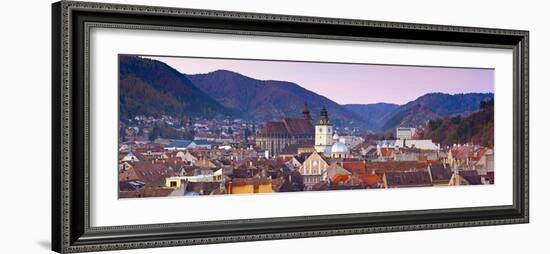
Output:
(318, 106), (330, 125)
(301, 102), (312, 121)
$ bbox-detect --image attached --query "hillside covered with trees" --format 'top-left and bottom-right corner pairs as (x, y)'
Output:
(418, 98), (494, 148)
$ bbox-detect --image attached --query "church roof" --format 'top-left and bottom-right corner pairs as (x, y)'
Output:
(283, 118), (314, 136)
(260, 118), (314, 136)
(261, 121), (289, 136)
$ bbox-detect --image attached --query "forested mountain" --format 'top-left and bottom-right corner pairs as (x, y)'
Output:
(379, 93), (494, 131)
(119, 55), (231, 120)
(418, 98), (494, 147)
(119, 56), (493, 133)
(187, 70), (365, 127)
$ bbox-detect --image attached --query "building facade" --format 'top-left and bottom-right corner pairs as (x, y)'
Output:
(314, 107), (334, 153)
(299, 151), (329, 190)
(396, 127), (416, 140)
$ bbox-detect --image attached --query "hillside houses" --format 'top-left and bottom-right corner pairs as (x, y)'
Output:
(164, 139), (212, 150)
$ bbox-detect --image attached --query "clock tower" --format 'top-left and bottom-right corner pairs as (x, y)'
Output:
(314, 107), (334, 153)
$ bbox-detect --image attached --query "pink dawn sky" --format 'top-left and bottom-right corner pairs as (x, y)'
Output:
(146, 55), (494, 105)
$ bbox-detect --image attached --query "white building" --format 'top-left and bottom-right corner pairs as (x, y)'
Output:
(337, 135), (364, 149)
(376, 139), (440, 150)
(328, 140), (350, 158)
(165, 168), (225, 188)
(314, 107), (334, 153)
(396, 127), (416, 140)
(175, 151), (198, 164)
(121, 151), (139, 162)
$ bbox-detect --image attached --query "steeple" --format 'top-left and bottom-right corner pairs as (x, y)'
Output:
(314, 106), (334, 153)
(318, 106), (330, 125)
(301, 102), (312, 121)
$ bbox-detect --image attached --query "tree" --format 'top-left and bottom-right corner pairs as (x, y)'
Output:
(451, 115), (462, 125)
(244, 128), (252, 139)
(119, 126), (127, 142)
(444, 130), (458, 145)
(149, 125), (160, 142)
(382, 130), (395, 140)
(479, 98), (494, 110)
(428, 118), (443, 131)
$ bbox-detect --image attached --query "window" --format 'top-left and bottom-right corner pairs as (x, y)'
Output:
(170, 181), (177, 187)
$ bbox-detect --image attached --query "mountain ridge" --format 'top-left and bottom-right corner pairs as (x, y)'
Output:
(186, 69), (367, 127)
(119, 55), (232, 119)
(118, 56), (494, 133)
(344, 103), (400, 130)
(379, 92), (494, 131)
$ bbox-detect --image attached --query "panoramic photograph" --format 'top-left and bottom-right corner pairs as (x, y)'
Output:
(118, 54), (495, 198)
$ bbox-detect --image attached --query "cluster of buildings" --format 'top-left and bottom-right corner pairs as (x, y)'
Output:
(121, 114), (257, 145)
(118, 104), (494, 198)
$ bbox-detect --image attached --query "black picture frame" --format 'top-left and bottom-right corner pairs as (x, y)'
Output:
(51, 1), (529, 253)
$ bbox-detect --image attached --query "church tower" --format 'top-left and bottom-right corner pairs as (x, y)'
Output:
(314, 107), (334, 153)
(301, 102), (312, 121)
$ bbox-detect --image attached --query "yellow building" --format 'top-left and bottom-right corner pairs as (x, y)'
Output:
(228, 178), (274, 194)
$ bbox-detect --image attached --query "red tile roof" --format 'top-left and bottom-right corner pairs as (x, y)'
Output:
(122, 162), (178, 184)
(379, 148), (395, 157)
(357, 173), (380, 187)
(164, 157), (182, 163)
(342, 161), (367, 172)
(331, 174), (351, 185)
(276, 156), (294, 163)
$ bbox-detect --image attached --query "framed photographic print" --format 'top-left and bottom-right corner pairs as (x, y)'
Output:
(52, 1), (529, 253)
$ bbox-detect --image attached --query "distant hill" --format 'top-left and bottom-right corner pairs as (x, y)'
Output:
(344, 103), (399, 130)
(119, 55), (231, 120)
(379, 93), (494, 131)
(186, 70), (366, 127)
(419, 98), (494, 147)
(119, 56), (493, 133)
